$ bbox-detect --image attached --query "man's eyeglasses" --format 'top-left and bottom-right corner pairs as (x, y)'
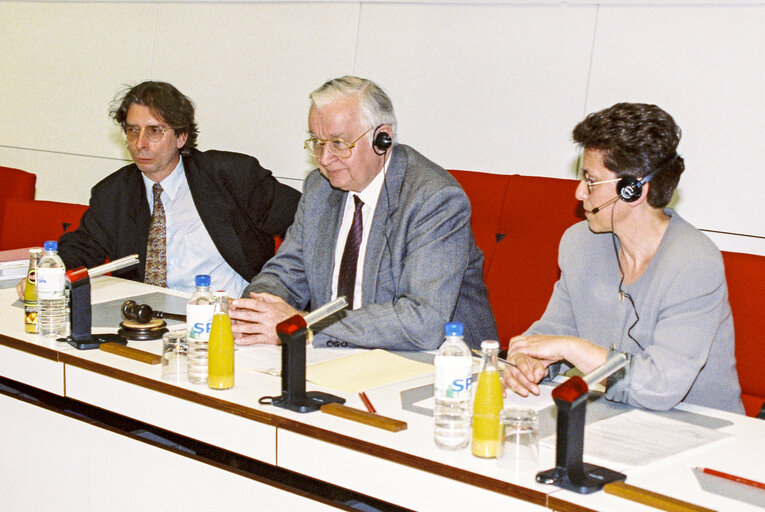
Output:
(124, 125), (169, 143)
(303, 127), (372, 159)
(583, 177), (620, 194)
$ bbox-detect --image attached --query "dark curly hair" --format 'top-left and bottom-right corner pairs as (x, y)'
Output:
(110, 81), (198, 156)
(573, 103), (684, 208)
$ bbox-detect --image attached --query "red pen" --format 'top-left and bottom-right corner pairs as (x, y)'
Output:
(359, 392), (376, 414)
(697, 467), (765, 491)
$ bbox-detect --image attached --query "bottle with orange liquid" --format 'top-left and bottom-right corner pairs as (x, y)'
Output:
(471, 340), (503, 458)
(208, 290), (234, 390)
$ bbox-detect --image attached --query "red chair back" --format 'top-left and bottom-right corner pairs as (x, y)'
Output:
(0, 166), (37, 230)
(486, 175), (583, 346)
(0, 166), (36, 202)
(447, 170), (511, 277)
(0, 198), (88, 251)
(722, 250), (765, 417)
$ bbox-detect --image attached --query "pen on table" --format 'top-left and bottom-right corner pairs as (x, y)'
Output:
(696, 466), (765, 491)
(359, 392), (376, 414)
(471, 348), (518, 369)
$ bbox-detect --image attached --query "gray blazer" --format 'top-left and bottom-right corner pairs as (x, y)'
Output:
(243, 144), (497, 350)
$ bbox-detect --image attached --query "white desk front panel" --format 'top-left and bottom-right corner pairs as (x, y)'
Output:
(0, 393), (338, 512)
(0, 344), (64, 395)
(277, 429), (548, 511)
(65, 365), (277, 465)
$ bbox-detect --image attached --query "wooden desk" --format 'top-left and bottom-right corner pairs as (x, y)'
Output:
(1, 277), (763, 511)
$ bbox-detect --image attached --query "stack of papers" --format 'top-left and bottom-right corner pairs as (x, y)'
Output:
(540, 409), (729, 468)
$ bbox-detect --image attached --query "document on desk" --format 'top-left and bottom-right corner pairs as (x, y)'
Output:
(306, 349), (434, 394)
(540, 409), (730, 468)
(235, 344), (365, 375)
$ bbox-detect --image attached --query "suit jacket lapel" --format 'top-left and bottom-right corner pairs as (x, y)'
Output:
(128, 167), (152, 277)
(363, 146), (405, 304)
(184, 152), (243, 270)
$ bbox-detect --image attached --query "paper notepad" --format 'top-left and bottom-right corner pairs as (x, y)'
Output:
(306, 349), (433, 393)
(540, 409), (729, 468)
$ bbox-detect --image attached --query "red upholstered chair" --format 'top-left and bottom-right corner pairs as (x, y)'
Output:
(447, 170), (512, 277)
(486, 175), (583, 347)
(0, 166), (37, 229)
(722, 251), (765, 417)
(0, 166), (36, 202)
(0, 198), (88, 251)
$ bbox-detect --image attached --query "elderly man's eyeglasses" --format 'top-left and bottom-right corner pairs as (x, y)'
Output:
(583, 177), (620, 194)
(303, 127), (373, 159)
(124, 125), (168, 143)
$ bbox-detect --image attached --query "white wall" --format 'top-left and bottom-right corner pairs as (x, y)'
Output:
(1, 1), (763, 254)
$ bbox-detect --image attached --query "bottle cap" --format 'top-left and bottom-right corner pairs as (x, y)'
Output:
(480, 340), (500, 351)
(195, 274), (211, 287)
(213, 290), (228, 298)
(43, 240), (58, 251)
(444, 322), (464, 337)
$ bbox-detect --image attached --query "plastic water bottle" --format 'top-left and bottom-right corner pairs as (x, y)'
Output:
(37, 241), (67, 338)
(434, 322), (473, 450)
(186, 275), (215, 384)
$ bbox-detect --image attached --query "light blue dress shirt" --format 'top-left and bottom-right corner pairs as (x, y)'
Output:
(142, 159), (248, 295)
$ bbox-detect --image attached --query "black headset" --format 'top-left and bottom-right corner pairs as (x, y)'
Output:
(616, 171), (658, 203)
(616, 153), (679, 202)
(372, 125), (392, 155)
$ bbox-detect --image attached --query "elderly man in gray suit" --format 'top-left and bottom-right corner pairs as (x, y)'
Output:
(229, 76), (496, 350)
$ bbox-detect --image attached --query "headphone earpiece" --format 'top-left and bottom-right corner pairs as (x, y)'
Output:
(372, 126), (392, 155)
(616, 153), (679, 203)
(617, 176), (644, 202)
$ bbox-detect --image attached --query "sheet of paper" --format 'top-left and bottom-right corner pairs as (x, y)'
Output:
(306, 349), (433, 393)
(540, 409), (729, 468)
(235, 344), (365, 375)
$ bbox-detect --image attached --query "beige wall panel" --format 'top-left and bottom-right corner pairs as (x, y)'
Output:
(0, 3), (154, 160)
(353, 4), (597, 178)
(0, 146), (126, 203)
(586, 5), (765, 237)
(149, 3), (360, 182)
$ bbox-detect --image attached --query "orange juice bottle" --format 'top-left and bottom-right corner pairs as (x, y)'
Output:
(471, 340), (503, 458)
(208, 291), (234, 390)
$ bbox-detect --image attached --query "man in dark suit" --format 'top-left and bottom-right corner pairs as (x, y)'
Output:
(229, 76), (496, 350)
(28, 81), (300, 296)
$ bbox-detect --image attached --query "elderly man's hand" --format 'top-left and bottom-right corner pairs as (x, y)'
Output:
(229, 292), (299, 345)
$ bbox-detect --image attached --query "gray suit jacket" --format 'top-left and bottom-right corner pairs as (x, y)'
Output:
(243, 144), (497, 350)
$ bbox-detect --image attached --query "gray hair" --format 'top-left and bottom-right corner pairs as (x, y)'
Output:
(309, 76), (397, 139)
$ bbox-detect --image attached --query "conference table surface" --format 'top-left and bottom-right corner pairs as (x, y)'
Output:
(1, 276), (763, 511)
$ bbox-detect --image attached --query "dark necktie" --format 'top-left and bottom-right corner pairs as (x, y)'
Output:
(337, 195), (364, 309)
(145, 183), (167, 287)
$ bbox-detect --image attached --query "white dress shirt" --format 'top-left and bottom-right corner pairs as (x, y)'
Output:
(331, 157), (390, 309)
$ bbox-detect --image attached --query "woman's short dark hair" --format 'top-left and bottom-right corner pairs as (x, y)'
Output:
(111, 81), (198, 156)
(573, 102), (684, 208)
